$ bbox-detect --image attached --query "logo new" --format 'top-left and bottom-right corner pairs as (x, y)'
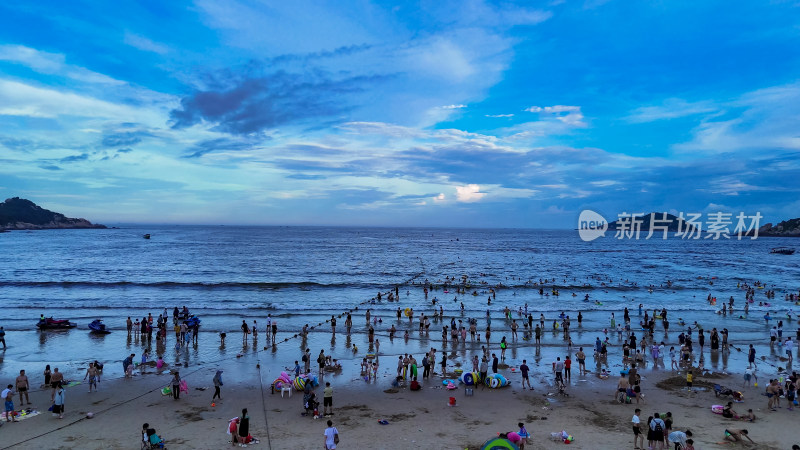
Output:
(578, 210), (608, 242)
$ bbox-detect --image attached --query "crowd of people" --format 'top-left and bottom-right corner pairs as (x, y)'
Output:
(4, 275), (800, 448)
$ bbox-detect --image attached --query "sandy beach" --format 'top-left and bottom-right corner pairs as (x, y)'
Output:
(2, 315), (799, 450)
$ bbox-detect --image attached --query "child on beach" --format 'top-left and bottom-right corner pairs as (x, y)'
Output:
(518, 422), (531, 443)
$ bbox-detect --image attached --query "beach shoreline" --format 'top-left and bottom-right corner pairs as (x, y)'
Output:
(2, 319), (799, 449)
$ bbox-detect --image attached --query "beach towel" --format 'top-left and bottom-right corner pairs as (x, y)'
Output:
(227, 417), (239, 435)
(1, 409), (40, 421)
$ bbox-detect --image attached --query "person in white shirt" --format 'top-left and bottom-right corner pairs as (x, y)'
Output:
(785, 338), (794, 361)
(631, 408), (643, 449)
(668, 429), (692, 449)
(553, 357), (564, 383)
(324, 419), (339, 449)
(2, 384), (17, 422)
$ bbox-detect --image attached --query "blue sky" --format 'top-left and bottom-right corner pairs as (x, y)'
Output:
(0, 0), (798, 228)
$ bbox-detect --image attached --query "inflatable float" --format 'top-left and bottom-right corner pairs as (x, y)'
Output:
(272, 371), (292, 389)
(480, 437), (519, 450)
(484, 373), (509, 389)
(460, 371), (481, 386)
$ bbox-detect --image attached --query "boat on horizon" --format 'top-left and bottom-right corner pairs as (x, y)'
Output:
(88, 319), (111, 334)
(143, 234), (151, 239)
(36, 317), (77, 330)
(770, 247), (796, 255)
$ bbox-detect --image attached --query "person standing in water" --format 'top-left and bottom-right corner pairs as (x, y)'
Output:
(241, 320), (250, 345)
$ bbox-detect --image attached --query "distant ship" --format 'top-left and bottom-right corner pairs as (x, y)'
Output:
(770, 247), (795, 255)
(143, 234), (151, 239)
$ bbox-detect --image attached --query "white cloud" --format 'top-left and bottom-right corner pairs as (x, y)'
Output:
(524, 105), (585, 126)
(525, 105), (580, 113)
(123, 32), (169, 55)
(626, 98), (717, 123)
(485, 114), (514, 118)
(0, 80), (132, 118)
(650, 82), (800, 154)
(455, 184), (486, 202)
(433, 193), (446, 202)
(441, 104), (467, 109)
(544, 205), (567, 214)
(590, 180), (619, 187)
(0, 44), (63, 71)
(0, 45), (123, 85)
(404, 37), (477, 82)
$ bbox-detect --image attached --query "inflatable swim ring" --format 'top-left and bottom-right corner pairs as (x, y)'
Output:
(711, 404), (723, 414)
(366, 353), (376, 359)
(483, 373), (509, 388)
(404, 308), (412, 317)
(460, 372), (480, 386)
(293, 377), (306, 391)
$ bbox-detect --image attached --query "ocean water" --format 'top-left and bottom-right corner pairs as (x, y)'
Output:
(0, 226), (798, 380)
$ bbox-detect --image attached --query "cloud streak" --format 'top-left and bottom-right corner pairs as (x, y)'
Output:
(170, 69), (390, 135)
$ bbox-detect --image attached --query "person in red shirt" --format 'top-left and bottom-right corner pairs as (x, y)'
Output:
(564, 356), (572, 382)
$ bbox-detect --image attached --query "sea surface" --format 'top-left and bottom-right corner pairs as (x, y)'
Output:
(0, 226), (798, 380)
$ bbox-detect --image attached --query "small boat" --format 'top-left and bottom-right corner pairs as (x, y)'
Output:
(88, 319), (111, 334)
(770, 247), (796, 255)
(37, 317), (77, 329)
(143, 234), (151, 239)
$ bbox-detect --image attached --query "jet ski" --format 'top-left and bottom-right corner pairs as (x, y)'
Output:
(88, 319), (111, 334)
(185, 316), (201, 328)
(37, 317), (77, 329)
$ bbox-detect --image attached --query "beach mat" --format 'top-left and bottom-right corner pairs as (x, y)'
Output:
(1, 409), (41, 421)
